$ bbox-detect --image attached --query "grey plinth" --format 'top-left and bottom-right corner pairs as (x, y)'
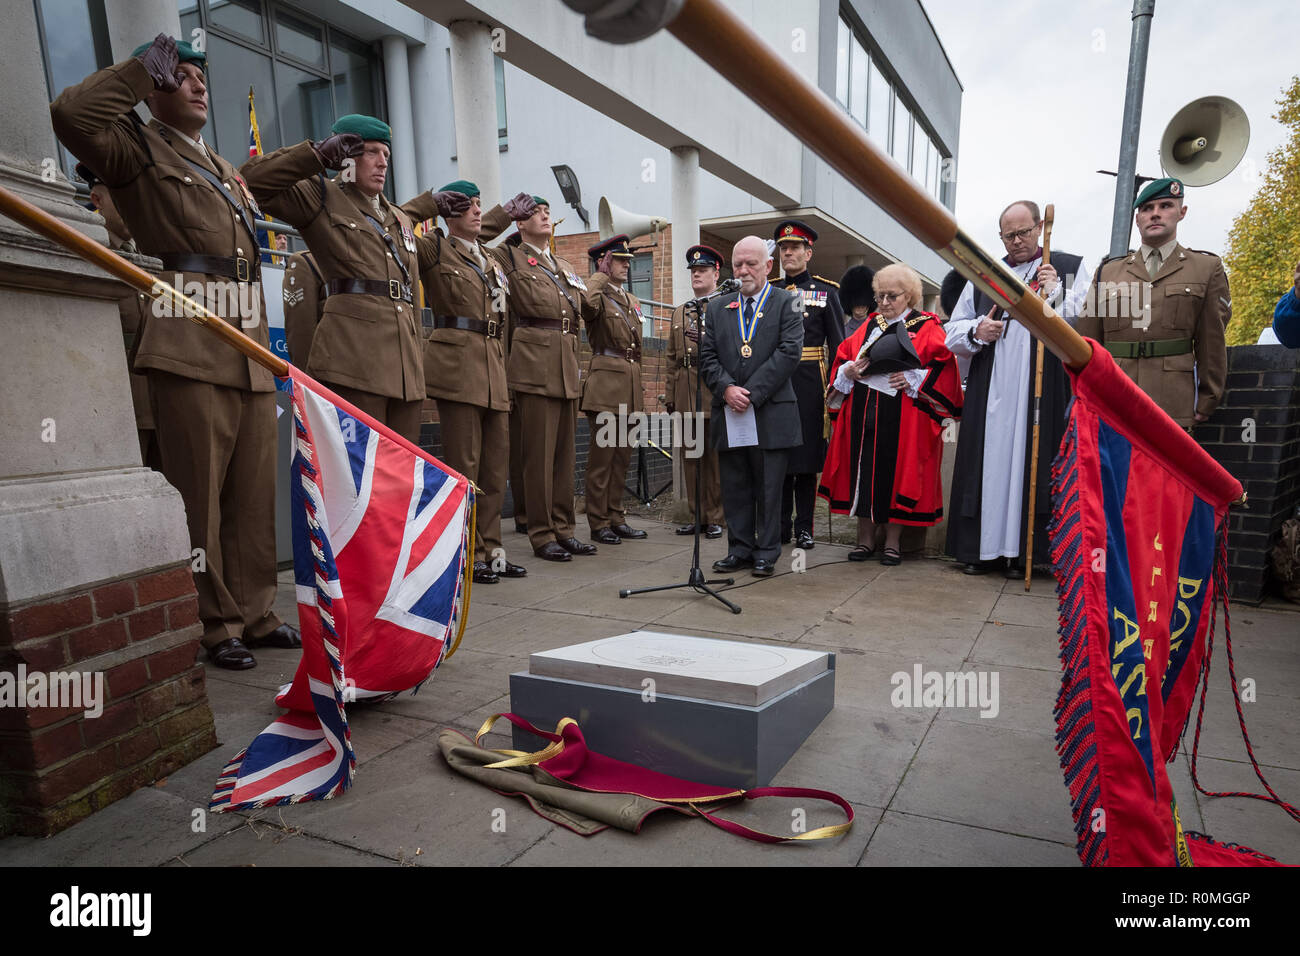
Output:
(508, 631), (835, 791)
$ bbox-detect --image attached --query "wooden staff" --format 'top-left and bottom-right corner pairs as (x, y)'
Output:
(0, 184), (289, 377)
(639, 0), (1093, 370)
(1024, 204), (1054, 591)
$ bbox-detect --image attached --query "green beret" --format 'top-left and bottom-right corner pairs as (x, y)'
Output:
(1134, 177), (1184, 209)
(331, 113), (391, 146)
(532, 196), (549, 207)
(131, 38), (206, 68)
(438, 180), (480, 199)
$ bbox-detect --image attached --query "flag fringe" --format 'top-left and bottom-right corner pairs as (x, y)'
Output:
(1048, 415), (1107, 866)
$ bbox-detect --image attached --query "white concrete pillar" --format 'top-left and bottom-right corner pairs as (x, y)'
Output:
(381, 36), (419, 203)
(448, 20), (501, 206)
(407, 38), (440, 195)
(669, 146), (700, 307)
(103, 0), (182, 61)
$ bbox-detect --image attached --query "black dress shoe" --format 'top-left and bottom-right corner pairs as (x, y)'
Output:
(962, 562), (989, 576)
(498, 561), (528, 578)
(472, 561), (499, 584)
(245, 623), (302, 649)
(704, 524), (723, 539)
(675, 523), (698, 535)
(611, 523), (647, 539)
(712, 554), (752, 572)
(592, 528), (622, 545)
(514, 522), (527, 535)
(208, 637), (256, 670)
(1004, 562), (1023, 579)
(795, 530), (815, 550)
(535, 542), (572, 562)
(752, 559), (775, 577)
(557, 537), (597, 556)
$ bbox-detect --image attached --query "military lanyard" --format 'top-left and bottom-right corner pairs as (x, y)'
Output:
(603, 286), (639, 339)
(179, 156), (260, 253)
(361, 212), (412, 286)
(738, 283), (771, 358)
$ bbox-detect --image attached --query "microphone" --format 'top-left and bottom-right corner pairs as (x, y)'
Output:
(687, 278), (740, 310)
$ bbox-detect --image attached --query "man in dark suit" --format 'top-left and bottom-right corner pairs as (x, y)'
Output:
(700, 236), (804, 576)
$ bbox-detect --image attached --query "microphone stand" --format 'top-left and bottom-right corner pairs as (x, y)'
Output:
(620, 287), (741, 613)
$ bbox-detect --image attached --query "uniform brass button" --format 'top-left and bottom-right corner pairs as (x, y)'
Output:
(387, 252), (393, 258)
(1185, 287), (1191, 293)
(183, 176), (192, 183)
(223, 182), (231, 190)
(396, 305), (403, 312)
(349, 222), (356, 229)
(236, 247), (244, 256)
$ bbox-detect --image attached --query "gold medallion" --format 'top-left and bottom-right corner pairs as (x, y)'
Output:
(741, 344), (752, 358)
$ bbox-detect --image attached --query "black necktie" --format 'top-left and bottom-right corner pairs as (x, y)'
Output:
(743, 297), (755, 323)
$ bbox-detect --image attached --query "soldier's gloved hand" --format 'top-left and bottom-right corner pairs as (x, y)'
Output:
(504, 192), (538, 221)
(311, 133), (364, 170)
(664, 402), (675, 415)
(684, 327), (699, 343)
(137, 33), (180, 93)
(433, 190), (472, 218)
(597, 250), (614, 275)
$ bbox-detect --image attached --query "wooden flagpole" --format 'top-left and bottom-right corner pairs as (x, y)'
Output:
(657, 0), (1093, 370)
(0, 184), (289, 377)
(1025, 204), (1055, 591)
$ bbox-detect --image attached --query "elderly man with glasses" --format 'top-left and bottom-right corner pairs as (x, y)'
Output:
(944, 200), (1092, 577)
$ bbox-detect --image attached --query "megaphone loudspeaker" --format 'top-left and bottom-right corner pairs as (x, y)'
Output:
(598, 196), (668, 240)
(1160, 96), (1250, 188)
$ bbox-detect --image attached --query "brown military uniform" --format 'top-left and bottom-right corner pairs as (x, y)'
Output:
(281, 250), (326, 369)
(109, 235), (159, 468)
(1077, 243), (1230, 428)
(483, 227), (588, 552)
(581, 272), (644, 533)
(51, 56), (283, 651)
(665, 302), (724, 526)
(400, 195), (511, 565)
(240, 141), (426, 442)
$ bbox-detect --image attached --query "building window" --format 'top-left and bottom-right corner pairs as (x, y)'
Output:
(867, 59), (889, 147)
(629, 251), (654, 314)
(177, 0), (384, 186)
(892, 98), (910, 168)
(495, 56), (508, 149)
(36, 0), (113, 181)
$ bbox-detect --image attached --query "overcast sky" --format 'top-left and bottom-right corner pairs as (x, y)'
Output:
(922, 0), (1295, 264)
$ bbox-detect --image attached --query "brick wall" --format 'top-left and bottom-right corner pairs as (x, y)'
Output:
(1198, 344), (1300, 604)
(0, 562), (216, 836)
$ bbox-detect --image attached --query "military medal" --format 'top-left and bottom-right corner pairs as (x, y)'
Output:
(401, 222), (417, 253)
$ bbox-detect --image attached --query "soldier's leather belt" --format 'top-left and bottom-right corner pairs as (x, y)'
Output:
(435, 315), (502, 338)
(801, 346), (826, 362)
(326, 278), (413, 303)
(158, 253), (258, 283)
(1105, 338), (1193, 359)
(516, 315), (575, 334)
(599, 346), (641, 363)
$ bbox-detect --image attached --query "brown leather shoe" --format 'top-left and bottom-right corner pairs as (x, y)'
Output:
(535, 542), (572, 562)
(208, 637), (256, 670)
(557, 537), (597, 556)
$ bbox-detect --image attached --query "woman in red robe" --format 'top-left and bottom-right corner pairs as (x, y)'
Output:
(818, 263), (962, 565)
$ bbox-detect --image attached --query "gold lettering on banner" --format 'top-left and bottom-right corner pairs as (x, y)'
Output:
(1147, 599), (1159, 622)
(1154, 533), (1163, 551)
(1151, 565), (1163, 586)
(1178, 576), (1202, 599)
(1143, 639), (1154, 660)
(1127, 707), (1143, 740)
(1117, 662), (1148, 699)
(1169, 576), (1204, 652)
(1112, 608), (1142, 656)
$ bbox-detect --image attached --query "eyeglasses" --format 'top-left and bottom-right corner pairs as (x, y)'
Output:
(999, 224), (1041, 243)
(876, 290), (906, 302)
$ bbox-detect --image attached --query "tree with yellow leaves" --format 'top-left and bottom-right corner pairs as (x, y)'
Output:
(1224, 76), (1300, 345)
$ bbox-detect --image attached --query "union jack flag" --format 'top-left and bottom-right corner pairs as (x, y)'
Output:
(210, 368), (473, 811)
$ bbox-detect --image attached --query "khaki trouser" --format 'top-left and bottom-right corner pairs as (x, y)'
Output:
(148, 371), (282, 650)
(584, 411), (631, 532)
(438, 399), (507, 564)
(327, 382), (423, 446)
(517, 393), (578, 551)
(509, 403), (527, 528)
(682, 418), (724, 526)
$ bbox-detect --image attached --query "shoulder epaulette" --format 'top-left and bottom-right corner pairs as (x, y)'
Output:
(1186, 248), (1222, 258)
(813, 275), (840, 288)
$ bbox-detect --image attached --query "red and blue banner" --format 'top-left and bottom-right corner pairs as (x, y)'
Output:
(1050, 343), (1286, 866)
(210, 368), (473, 811)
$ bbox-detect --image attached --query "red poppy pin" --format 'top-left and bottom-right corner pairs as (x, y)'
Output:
(726, 301), (740, 309)
(527, 256), (538, 266)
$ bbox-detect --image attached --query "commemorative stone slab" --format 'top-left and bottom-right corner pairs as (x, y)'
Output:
(510, 631), (835, 790)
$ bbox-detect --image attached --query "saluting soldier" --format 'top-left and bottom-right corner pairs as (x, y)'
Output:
(1077, 177), (1230, 431)
(581, 235), (648, 545)
(241, 114), (469, 443)
(281, 249), (326, 367)
(480, 194), (599, 561)
(665, 244), (725, 538)
(51, 34), (297, 669)
(400, 181), (526, 584)
(774, 219), (844, 550)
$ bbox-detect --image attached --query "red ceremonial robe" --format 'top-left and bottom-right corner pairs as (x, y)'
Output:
(818, 311), (962, 526)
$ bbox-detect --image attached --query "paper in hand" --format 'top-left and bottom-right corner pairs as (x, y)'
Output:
(724, 404), (759, 447)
